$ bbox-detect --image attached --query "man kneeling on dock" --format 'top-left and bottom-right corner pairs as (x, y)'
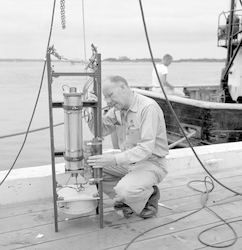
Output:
(87, 76), (169, 218)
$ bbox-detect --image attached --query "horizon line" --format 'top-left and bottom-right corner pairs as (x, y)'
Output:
(0, 57), (226, 62)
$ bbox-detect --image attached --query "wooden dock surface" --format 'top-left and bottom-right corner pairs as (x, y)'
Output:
(1, 169), (242, 250)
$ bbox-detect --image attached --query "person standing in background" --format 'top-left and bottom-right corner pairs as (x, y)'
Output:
(152, 54), (185, 97)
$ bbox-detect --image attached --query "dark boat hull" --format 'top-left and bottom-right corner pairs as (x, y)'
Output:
(134, 89), (242, 147)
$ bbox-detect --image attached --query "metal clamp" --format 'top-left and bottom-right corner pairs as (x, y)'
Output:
(64, 155), (83, 162)
(63, 105), (83, 111)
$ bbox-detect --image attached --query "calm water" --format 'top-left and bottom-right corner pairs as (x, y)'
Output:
(0, 61), (224, 170)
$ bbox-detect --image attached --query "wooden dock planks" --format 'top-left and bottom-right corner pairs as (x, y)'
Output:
(0, 170), (242, 250)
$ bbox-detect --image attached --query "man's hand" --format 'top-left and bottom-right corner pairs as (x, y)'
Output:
(169, 84), (175, 90)
(87, 154), (116, 167)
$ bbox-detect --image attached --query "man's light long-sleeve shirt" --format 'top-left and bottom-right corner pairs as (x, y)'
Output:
(88, 92), (169, 165)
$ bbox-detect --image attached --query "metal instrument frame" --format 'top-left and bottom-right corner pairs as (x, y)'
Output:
(46, 50), (103, 232)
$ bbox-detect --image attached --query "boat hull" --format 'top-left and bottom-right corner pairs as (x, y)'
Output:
(133, 88), (242, 147)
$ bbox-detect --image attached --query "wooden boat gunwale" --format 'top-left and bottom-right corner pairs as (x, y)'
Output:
(133, 88), (242, 110)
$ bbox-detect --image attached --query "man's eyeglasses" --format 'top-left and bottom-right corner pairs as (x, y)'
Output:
(104, 92), (113, 101)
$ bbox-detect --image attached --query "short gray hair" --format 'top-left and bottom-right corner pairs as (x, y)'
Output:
(107, 76), (129, 86)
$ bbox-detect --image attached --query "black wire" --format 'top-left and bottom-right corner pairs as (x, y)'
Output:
(0, 0), (57, 186)
(123, 176), (214, 250)
(124, 175), (240, 250)
(123, 207), (205, 250)
(123, 1), (242, 249)
(198, 216), (238, 248)
(188, 176), (239, 248)
(0, 105), (109, 139)
(138, 0), (242, 195)
(0, 122), (64, 139)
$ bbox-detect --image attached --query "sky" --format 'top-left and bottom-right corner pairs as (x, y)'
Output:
(0, 0), (231, 60)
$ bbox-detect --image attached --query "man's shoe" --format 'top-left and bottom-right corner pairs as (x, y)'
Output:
(139, 205), (157, 219)
(139, 186), (160, 219)
(114, 201), (133, 218)
(114, 200), (129, 210)
(122, 206), (133, 218)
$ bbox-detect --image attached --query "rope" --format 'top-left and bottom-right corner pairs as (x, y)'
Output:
(0, 0), (57, 186)
(0, 105), (108, 140)
(138, 0), (242, 197)
(0, 123), (64, 139)
(82, 0), (87, 60)
(123, 1), (242, 249)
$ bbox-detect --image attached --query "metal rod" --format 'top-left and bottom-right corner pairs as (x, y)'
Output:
(99, 169), (104, 228)
(97, 54), (102, 139)
(93, 166), (103, 228)
(91, 54), (104, 228)
(158, 202), (173, 210)
(93, 77), (98, 137)
(222, 38), (242, 81)
(52, 72), (98, 77)
(46, 52), (59, 232)
(168, 130), (196, 149)
(52, 101), (98, 108)
(96, 54), (103, 228)
(225, 0), (236, 66)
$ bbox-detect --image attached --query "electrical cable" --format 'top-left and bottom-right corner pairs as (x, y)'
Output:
(138, 0), (242, 195)
(0, 123), (64, 139)
(188, 177), (239, 248)
(123, 176), (214, 250)
(198, 219), (242, 248)
(123, 1), (242, 249)
(56, 174), (87, 194)
(0, 0), (57, 186)
(1, 0), (240, 247)
(82, 0), (87, 61)
(124, 175), (241, 250)
(0, 105), (109, 140)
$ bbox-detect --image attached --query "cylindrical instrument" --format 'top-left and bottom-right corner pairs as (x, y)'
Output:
(83, 140), (94, 180)
(83, 138), (102, 181)
(91, 138), (102, 180)
(63, 87), (83, 171)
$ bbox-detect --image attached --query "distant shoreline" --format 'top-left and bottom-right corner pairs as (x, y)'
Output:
(102, 58), (226, 63)
(0, 58), (226, 63)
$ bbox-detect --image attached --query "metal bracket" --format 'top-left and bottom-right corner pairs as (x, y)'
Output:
(64, 155), (84, 162)
(63, 105), (83, 111)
